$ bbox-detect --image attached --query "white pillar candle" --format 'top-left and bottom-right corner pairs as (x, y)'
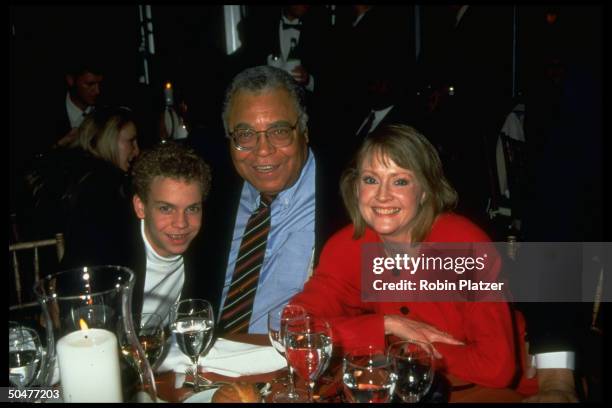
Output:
(57, 328), (123, 402)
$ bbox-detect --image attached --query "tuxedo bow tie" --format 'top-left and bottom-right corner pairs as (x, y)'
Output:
(282, 21), (302, 30)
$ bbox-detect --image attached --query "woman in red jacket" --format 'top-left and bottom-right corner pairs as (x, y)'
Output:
(290, 124), (525, 388)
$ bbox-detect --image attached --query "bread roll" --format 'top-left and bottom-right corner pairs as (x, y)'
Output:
(211, 382), (261, 403)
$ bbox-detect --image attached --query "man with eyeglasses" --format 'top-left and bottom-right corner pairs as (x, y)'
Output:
(203, 65), (345, 334)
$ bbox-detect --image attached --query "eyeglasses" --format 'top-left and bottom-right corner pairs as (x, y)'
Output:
(228, 118), (300, 151)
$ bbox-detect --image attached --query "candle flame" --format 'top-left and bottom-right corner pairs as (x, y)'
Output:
(79, 319), (89, 330)
(165, 82), (172, 89)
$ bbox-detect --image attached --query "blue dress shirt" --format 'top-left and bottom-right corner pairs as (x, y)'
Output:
(220, 149), (316, 333)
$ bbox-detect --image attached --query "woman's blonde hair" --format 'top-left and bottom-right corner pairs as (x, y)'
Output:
(340, 124), (458, 242)
(72, 106), (135, 169)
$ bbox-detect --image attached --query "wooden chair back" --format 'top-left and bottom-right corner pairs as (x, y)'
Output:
(9, 233), (65, 308)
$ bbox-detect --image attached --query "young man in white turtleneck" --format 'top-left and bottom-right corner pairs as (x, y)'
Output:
(130, 142), (212, 326)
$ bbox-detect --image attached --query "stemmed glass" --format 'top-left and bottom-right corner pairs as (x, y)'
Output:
(170, 299), (215, 393)
(267, 304), (308, 402)
(342, 345), (397, 403)
(9, 321), (44, 389)
(135, 313), (166, 371)
(388, 340), (435, 402)
(284, 316), (333, 402)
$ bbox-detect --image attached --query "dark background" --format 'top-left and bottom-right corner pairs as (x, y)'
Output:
(9, 4), (606, 237)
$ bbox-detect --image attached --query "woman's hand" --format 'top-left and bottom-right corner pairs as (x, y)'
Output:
(384, 315), (464, 358)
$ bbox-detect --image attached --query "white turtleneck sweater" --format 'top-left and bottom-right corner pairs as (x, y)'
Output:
(140, 220), (185, 326)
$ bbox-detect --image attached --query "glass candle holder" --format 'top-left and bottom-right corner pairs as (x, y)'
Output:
(34, 265), (157, 403)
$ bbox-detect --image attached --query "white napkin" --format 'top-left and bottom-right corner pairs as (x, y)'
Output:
(156, 337), (286, 388)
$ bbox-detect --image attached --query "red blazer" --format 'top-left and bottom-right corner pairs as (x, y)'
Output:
(291, 213), (529, 389)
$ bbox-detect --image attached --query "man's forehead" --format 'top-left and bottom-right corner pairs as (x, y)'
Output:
(229, 89), (298, 124)
(78, 72), (103, 82)
(232, 88), (294, 108)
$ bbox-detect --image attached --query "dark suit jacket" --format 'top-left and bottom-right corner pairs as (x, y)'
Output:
(198, 146), (348, 316)
(350, 102), (424, 140)
(32, 94), (73, 155)
(416, 6), (514, 225)
(61, 215), (218, 321)
(52, 96), (73, 142)
(331, 101), (424, 179)
(514, 55), (604, 400)
(329, 6), (416, 113)
(11, 93), (72, 202)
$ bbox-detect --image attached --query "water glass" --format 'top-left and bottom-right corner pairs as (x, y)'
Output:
(171, 299), (215, 393)
(9, 302), (54, 389)
(9, 321), (43, 389)
(342, 346), (397, 403)
(388, 340), (434, 402)
(284, 316), (333, 402)
(267, 304), (308, 402)
(135, 313), (166, 371)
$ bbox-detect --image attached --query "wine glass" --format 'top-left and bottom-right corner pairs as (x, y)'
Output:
(342, 345), (397, 403)
(9, 321), (44, 389)
(170, 299), (215, 393)
(267, 53), (283, 69)
(135, 313), (166, 371)
(388, 340), (435, 402)
(267, 304), (308, 402)
(284, 316), (333, 402)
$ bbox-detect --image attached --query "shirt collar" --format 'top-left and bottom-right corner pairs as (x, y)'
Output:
(353, 8), (370, 27)
(281, 14), (302, 26)
(373, 105), (394, 118)
(66, 92), (94, 127)
(245, 147), (314, 211)
(456, 5), (469, 27)
(65, 92), (83, 125)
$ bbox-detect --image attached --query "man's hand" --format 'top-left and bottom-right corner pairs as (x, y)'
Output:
(384, 315), (464, 358)
(55, 127), (79, 147)
(523, 368), (578, 403)
(290, 65), (310, 85)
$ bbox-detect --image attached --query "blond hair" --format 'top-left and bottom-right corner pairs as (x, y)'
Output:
(340, 124), (457, 242)
(72, 106), (135, 169)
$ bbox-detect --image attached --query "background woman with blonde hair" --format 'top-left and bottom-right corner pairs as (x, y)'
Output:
(71, 105), (139, 172)
(55, 105), (140, 267)
(21, 106), (140, 267)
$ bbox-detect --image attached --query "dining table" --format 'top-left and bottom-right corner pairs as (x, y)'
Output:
(154, 333), (526, 403)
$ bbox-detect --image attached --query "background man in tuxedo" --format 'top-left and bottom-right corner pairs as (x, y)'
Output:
(323, 6), (417, 174)
(418, 5), (514, 228)
(238, 6), (330, 91)
(330, 6), (415, 119)
(14, 53), (105, 158)
(55, 57), (105, 147)
(516, 6), (603, 402)
(10, 54), (106, 216)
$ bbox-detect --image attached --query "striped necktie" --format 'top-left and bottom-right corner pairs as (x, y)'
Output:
(219, 194), (274, 334)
